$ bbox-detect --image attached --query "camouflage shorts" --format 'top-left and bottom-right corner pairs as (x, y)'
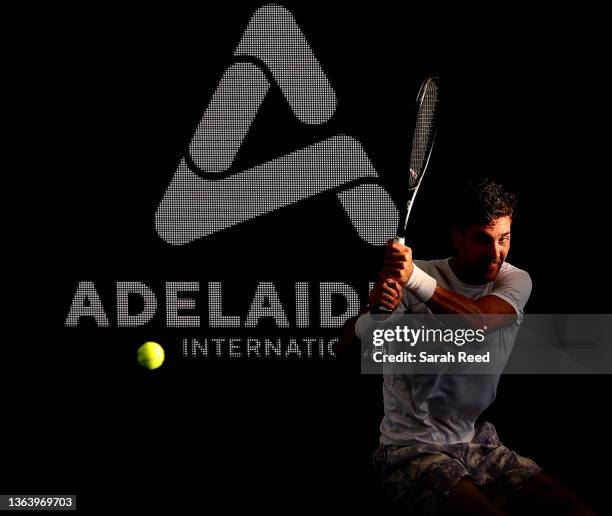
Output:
(371, 421), (542, 515)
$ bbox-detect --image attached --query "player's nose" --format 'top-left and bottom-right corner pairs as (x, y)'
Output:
(485, 246), (500, 261)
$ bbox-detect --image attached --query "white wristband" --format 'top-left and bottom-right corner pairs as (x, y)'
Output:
(405, 264), (437, 303)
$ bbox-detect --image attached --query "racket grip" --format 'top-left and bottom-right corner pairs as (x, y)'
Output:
(371, 236), (405, 312)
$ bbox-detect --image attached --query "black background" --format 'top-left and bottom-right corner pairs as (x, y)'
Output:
(5, 2), (611, 513)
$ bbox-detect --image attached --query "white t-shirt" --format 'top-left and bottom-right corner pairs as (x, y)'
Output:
(357, 258), (532, 446)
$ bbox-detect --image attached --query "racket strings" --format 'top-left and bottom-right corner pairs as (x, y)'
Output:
(409, 82), (438, 188)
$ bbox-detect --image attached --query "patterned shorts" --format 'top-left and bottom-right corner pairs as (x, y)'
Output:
(371, 421), (542, 515)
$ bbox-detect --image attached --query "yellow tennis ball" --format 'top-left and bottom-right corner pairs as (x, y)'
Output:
(137, 341), (165, 370)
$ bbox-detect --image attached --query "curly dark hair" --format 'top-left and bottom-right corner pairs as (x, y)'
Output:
(453, 179), (517, 230)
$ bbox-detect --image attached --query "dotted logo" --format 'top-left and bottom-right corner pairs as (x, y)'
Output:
(155, 4), (398, 246)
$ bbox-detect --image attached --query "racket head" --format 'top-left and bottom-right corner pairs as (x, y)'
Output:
(395, 76), (439, 239)
(408, 76), (439, 190)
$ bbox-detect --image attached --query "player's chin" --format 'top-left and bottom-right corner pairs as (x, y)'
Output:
(482, 265), (501, 282)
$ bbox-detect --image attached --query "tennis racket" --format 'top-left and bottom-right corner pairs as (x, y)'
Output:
(374, 76), (439, 313)
(395, 75), (439, 244)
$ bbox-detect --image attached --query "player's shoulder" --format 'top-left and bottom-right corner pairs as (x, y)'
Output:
(495, 261), (532, 287)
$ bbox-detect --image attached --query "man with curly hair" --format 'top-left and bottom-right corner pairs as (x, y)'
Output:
(345, 179), (595, 515)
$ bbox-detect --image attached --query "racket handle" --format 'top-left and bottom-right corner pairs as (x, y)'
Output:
(371, 236), (405, 313)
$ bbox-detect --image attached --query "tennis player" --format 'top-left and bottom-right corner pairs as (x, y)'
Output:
(346, 179), (595, 515)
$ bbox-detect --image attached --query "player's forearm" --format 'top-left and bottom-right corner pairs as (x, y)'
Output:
(426, 286), (481, 316)
(424, 286), (516, 330)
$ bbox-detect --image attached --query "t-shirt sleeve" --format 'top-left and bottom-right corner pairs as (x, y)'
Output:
(489, 265), (533, 315)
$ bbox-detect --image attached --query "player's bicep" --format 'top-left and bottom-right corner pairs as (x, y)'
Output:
(475, 294), (519, 316)
(473, 295), (518, 332)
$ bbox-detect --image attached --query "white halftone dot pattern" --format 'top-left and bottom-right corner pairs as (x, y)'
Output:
(208, 281), (241, 328)
(328, 337), (338, 357)
(264, 339), (282, 356)
(156, 135), (378, 245)
(245, 281), (290, 328)
(247, 338), (262, 357)
(234, 3), (337, 125)
(229, 338), (242, 358)
(116, 282), (157, 327)
(295, 282), (309, 328)
(286, 338), (302, 357)
(64, 281), (110, 327)
(319, 282), (360, 328)
(337, 182), (398, 246)
(189, 62), (270, 173)
(166, 282), (200, 328)
(191, 338), (208, 357)
(155, 4), (398, 247)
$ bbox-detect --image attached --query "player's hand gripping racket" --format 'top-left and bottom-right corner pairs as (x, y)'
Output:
(373, 76), (439, 313)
